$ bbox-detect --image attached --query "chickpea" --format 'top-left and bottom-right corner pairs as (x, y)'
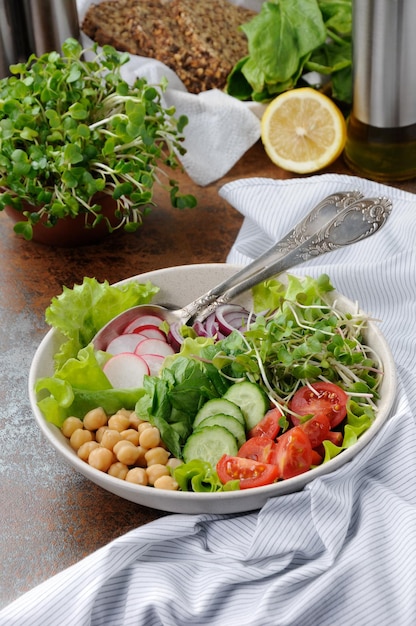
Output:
(125, 467), (148, 486)
(166, 457), (184, 471)
(137, 421), (153, 435)
(83, 407), (108, 431)
(154, 475), (179, 491)
(62, 416), (83, 438)
(116, 408), (132, 419)
(108, 462), (129, 480)
(145, 446), (170, 467)
(146, 463), (169, 486)
(129, 412), (144, 430)
(134, 445), (148, 468)
(88, 447), (114, 472)
(107, 413), (130, 432)
(70, 428), (93, 451)
(113, 440), (140, 465)
(100, 429), (122, 451)
(77, 440), (99, 461)
(95, 426), (109, 443)
(139, 426), (160, 449)
(120, 429), (140, 446)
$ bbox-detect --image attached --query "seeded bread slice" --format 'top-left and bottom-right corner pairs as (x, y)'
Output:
(82, 0), (173, 57)
(159, 0), (255, 92)
(82, 0), (255, 93)
(169, 0), (254, 70)
(82, 0), (145, 55)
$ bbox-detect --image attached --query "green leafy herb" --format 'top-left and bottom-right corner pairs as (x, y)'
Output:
(0, 38), (196, 240)
(226, 0), (352, 104)
(206, 274), (381, 428)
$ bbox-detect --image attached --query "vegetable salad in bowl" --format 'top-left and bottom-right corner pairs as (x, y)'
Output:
(30, 264), (396, 514)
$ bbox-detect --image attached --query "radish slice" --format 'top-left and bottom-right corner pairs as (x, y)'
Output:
(106, 333), (147, 355)
(140, 353), (165, 376)
(135, 338), (175, 357)
(123, 315), (164, 334)
(132, 326), (167, 341)
(103, 353), (149, 389)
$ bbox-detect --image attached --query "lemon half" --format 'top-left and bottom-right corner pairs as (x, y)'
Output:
(260, 87), (347, 174)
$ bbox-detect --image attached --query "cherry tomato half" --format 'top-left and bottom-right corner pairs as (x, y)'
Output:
(269, 426), (313, 480)
(238, 436), (275, 463)
(289, 382), (348, 428)
(325, 430), (343, 446)
(216, 455), (279, 489)
(248, 407), (282, 439)
(299, 413), (331, 448)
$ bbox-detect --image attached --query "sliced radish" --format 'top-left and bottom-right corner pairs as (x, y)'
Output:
(123, 314), (164, 334)
(140, 353), (165, 376)
(103, 353), (150, 389)
(132, 325), (167, 341)
(135, 338), (175, 358)
(106, 333), (146, 355)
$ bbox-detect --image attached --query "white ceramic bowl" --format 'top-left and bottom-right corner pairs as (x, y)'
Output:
(29, 263), (397, 514)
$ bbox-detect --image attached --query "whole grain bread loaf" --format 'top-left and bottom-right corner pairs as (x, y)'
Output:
(82, 0), (255, 93)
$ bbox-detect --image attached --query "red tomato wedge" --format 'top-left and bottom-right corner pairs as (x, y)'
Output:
(310, 449), (323, 466)
(325, 430), (343, 446)
(237, 436), (275, 463)
(248, 407), (282, 439)
(270, 426), (313, 480)
(289, 382), (348, 428)
(216, 455), (279, 489)
(299, 413), (331, 448)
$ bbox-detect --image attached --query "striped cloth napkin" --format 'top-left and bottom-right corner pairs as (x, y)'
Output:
(1, 174), (416, 625)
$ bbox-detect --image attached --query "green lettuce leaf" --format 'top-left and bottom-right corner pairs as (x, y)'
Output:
(46, 276), (159, 368)
(35, 344), (147, 425)
(173, 459), (239, 492)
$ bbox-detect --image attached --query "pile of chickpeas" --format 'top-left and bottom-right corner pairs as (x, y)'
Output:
(62, 407), (183, 490)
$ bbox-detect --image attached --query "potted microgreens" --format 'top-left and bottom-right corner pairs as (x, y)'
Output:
(0, 38), (196, 244)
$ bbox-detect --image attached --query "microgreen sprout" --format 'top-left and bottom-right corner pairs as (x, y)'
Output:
(0, 38), (196, 240)
(210, 274), (383, 428)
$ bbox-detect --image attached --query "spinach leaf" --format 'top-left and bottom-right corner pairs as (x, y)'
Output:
(135, 357), (222, 458)
(227, 0), (352, 104)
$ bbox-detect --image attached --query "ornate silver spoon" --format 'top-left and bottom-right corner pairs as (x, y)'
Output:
(93, 191), (392, 350)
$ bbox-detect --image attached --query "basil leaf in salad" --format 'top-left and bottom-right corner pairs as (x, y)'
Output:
(135, 356), (224, 459)
(226, 0), (352, 103)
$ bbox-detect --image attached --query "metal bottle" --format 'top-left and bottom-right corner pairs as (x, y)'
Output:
(0, 0), (80, 78)
(344, 0), (416, 181)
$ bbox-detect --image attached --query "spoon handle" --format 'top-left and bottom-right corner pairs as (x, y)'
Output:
(191, 191), (362, 309)
(188, 195), (392, 323)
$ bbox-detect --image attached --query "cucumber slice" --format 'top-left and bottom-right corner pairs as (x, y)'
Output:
(223, 381), (269, 431)
(183, 425), (238, 467)
(193, 398), (245, 429)
(196, 414), (246, 448)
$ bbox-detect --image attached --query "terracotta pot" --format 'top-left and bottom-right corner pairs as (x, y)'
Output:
(4, 193), (122, 247)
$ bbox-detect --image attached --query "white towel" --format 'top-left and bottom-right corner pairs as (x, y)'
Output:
(2, 174), (416, 626)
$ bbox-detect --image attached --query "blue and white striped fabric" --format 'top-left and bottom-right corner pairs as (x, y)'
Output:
(2, 174), (416, 625)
